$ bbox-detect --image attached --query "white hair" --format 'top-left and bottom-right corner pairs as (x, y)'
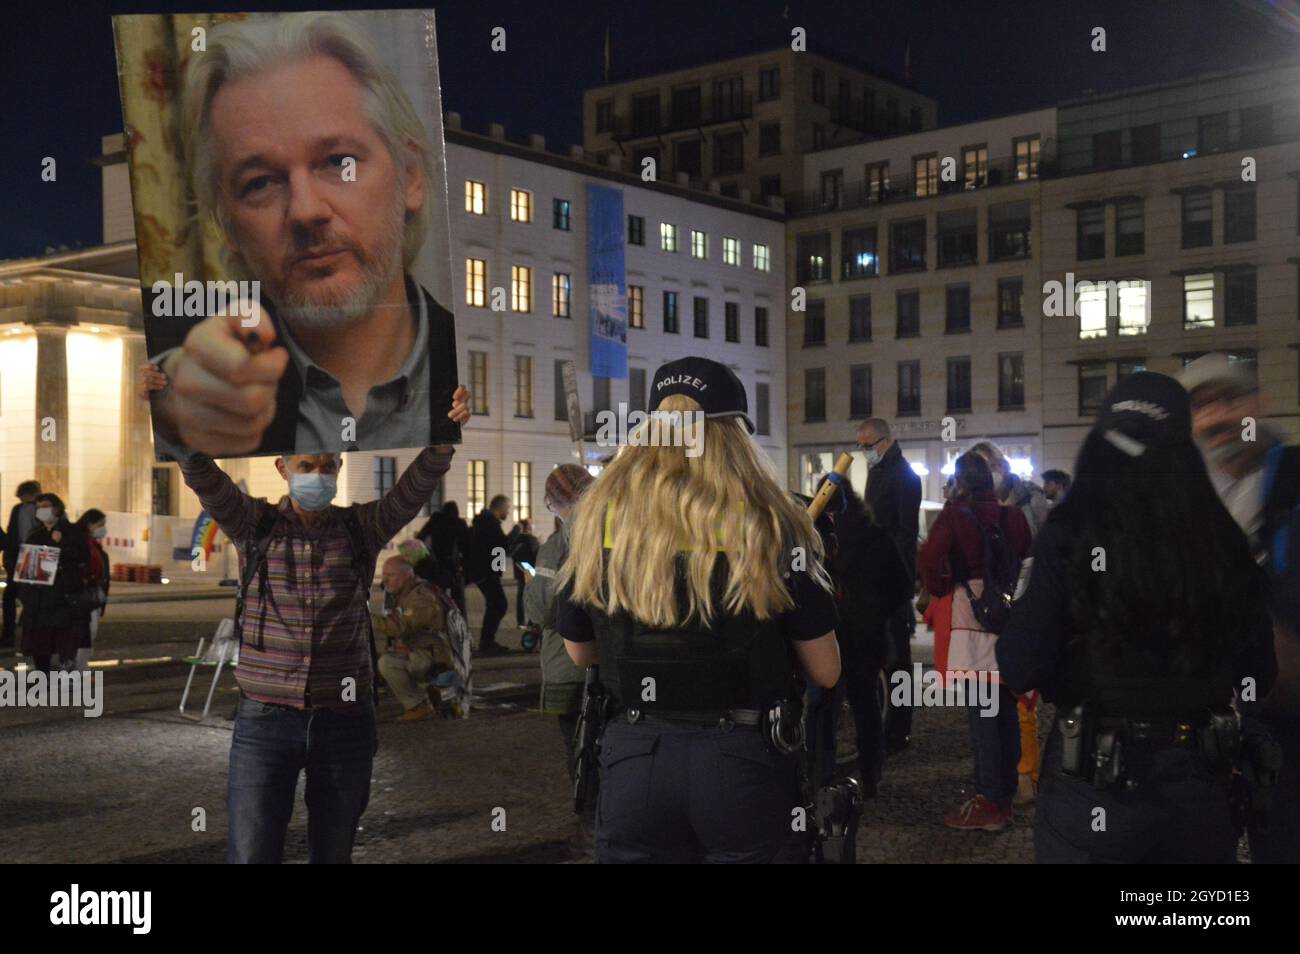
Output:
(182, 12), (435, 279)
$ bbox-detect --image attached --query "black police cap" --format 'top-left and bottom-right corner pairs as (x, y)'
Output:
(649, 357), (755, 434)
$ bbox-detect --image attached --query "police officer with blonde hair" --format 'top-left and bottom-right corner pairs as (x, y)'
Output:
(556, 357), (841, 864)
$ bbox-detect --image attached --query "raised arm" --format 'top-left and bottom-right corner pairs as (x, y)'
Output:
(179, 453), (261, 542)
(356, 447), (456, 553)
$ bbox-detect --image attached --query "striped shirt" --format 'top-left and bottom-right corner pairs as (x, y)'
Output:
(180, 448), (453, 709)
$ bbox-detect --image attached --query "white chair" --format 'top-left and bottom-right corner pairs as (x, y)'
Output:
(179, 618), (239, 719)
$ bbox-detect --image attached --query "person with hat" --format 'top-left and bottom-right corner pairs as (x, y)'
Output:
(524, 464), (596, 760)
(1178, 353), (1300, 863)
(997, 372), (1278, 862)
(554, 356), (841, 863)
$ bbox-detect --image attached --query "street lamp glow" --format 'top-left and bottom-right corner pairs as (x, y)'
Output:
(910, 461), (930, 477)
(1008, 456), (1034, 477)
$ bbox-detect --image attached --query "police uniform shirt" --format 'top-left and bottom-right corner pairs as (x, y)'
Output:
(555, 566), (839, 706)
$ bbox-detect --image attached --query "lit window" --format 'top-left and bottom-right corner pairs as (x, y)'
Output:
(913, 155), (938, 198)
(660, 222), (678, 252)
(551, 273), (570, 318)
(1117, 281), (1150, 335)
(1014, 136), (1040, 181)
(1184, 273), (1214, 329)
(510, 188), (532, 223)
(628, 285), (644, 328)
(512, 461), (532, 522)
(466, 258), (487, 307)
(467, 460), (487, 515)
(722, 236), (740, 266)
(753, 243), (770, 271)
(1077, 283), (1108, 339)
(465, 180), (487, 215)
(511, 265), (533, 312)
(691, 229), (708, 259)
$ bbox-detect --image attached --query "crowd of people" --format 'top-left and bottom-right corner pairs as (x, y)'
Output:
(1, 480), (112, 673)
(22, 345), (1299, 867)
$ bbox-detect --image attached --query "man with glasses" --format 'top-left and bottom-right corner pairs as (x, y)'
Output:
(1179, 353), (1300, 863)
(857, 418), (922, 755)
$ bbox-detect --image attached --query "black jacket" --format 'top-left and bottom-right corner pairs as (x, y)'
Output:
(863, 441), (923, 576)
(831, 507), (914, 640)
(997, 518), (1277, 714)
(468, 510), (520, 582)
(4, 502), (28, 566)
(417, 511), (470, 567)
(18, 519), (90, 632)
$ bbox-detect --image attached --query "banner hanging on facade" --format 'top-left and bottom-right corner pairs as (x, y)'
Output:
(585, 184), (627, 379)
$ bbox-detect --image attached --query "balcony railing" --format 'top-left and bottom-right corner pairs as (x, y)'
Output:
(787, 150), (1058, 217)
(611, 92), (754, 141)
(1057, 121), (1300, 176)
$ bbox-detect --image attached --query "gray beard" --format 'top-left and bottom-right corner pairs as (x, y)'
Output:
(273, 198), (406, 333)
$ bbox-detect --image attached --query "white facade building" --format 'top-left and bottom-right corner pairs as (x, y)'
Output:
(0, 125), (787, 577)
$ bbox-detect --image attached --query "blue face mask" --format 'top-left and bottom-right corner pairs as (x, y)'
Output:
(289, 473), (337, 511)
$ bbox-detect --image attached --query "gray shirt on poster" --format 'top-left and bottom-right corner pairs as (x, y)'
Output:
(151, 289), (431, 459)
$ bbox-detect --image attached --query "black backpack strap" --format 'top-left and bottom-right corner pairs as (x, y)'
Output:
(236, 505), (281, 652)
(337, 507), (380, 690)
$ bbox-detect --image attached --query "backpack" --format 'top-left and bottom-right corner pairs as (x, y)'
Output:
(234, 504), (379, 670)
(1263, 444), (1300, 629)
(954, 507), (1020, 635)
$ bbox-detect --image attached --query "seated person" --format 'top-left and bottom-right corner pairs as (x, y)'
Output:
(372, 556), (451, 722)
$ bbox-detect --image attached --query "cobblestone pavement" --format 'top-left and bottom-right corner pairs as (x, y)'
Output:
(1, 589), (1055, 863)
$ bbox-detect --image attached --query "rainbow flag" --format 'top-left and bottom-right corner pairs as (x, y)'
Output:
(190, 511), (220, 565)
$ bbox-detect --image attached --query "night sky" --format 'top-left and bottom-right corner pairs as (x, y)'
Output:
(3, 0), (1299, 261)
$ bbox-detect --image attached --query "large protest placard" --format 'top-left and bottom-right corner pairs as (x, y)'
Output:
(113, 9), (461, 460)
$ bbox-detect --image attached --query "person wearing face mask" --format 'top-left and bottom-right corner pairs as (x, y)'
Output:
(857, 417), (922, 756)
(177, 384), (470, 864)
(1178, 353), (1300, 863)
(72, 509), (111, 671)
(17, 493), (90, 674)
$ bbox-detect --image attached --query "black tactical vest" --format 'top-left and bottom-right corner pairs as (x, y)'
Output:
(1059, 637), (1236, 719)
(586, 555), (799, 712)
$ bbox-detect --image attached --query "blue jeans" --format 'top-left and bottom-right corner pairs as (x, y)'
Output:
(227, 696), (378, 864)
(966, 684), (1020, 805)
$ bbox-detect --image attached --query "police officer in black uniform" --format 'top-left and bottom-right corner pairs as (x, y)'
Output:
(997, 372), (1278, 863)
(555, 357), (841, 864)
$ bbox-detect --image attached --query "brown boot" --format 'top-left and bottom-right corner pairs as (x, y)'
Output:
(397, 700), (434, 723)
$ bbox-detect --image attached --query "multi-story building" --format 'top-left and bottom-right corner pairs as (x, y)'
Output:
(786, 108), (1057, 501)
(443, 115), (788, 523)
(1039, 61), (1300, 470)
(582, 48), (936, 205)
(0, 126), (787, 576)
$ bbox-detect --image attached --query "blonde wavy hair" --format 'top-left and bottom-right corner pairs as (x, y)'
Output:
(558, 394), (831, 628)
